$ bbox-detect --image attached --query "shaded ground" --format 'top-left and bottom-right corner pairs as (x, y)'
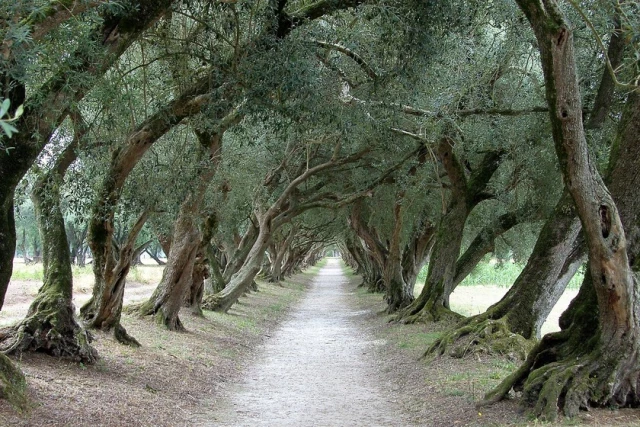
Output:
(352, 274), (640, 426)
(0, 268), (311, 426)
(1, 259), (639, 426)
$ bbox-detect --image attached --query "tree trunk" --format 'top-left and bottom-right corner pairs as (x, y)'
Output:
(0, 353), (26, 410)
(139, 199), (200, 330)
(481, 4), (640, 419)
(202, 221), (271, 313)
(400, 215), (435, 293)
(184, 253), (207, 316)
(585, 13), (626, 130)
(384, 195), (414, 312)
(0, 197), (15, 311)
(0, 111), (96, 362)
(145, 247), (166, 265)
(138, 128), (227, 329)
(395, 142), (504, 323)
(399, 200), (468, 322)
(81, 211), (149, 346)
(268, 226), (296, 283)
(427, 190), (583, 359)
(348, 201), (387, 292)
(222, 225), (258, 283)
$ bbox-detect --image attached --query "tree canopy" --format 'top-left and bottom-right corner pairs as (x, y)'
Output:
(0, 0), (639, 420)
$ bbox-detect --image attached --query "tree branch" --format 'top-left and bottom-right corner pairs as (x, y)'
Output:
(312, 40), (378, 80)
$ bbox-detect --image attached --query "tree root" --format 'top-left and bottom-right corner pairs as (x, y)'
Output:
(202, 294), (227, 312)
(393, 303), (463, 325)
(152, 311), (185, 332)
(0, 353), (27, 410)
(479, 329), (640, 421)
(132, 301), (185, 332)
(0, 299), (97, 364)
(114, 323), (141, 347)
(424, 318), (534, 361)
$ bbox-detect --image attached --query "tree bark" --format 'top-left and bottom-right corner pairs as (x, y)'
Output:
(202, 221), (271, 313)
(427, 190), (583, 359)
(481, 3), (640, 419)
(184, 252), (207, 316)
(139, 199), (200, 330)
(81, 211), (149, 346)
(396, 142), (504, 322)
(268, 226), (297, 283)
(0, 352), (26, 410)
(138, 126), (228, 329)
(585, 13), (626, 130)
(383, 194), (414, 312)
(0, 110), (96, 362)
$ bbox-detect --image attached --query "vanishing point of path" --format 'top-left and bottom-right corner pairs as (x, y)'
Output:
(211, 259), (411, 426)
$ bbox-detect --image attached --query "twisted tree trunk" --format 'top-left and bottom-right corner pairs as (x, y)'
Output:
(81, 211), (149, 346)
(0, 111), (96, 362)
(384, 194), (414, 312)
(427, 191), (583, 359)
(138, 128), (226, 330)
(482, 3), (640, 419)
(396, 142), (504, 323)
(202, 220), (272, 313)
(138, 197), (200, 330)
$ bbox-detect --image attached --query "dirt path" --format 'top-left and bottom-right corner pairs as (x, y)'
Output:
(209, 259), (411, 426)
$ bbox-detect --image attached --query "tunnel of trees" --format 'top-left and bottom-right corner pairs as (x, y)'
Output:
(0, 0), (639, 421)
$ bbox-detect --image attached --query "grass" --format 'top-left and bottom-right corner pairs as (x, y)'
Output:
(397, 331), (441, 350)
(10, 263), (44, 281)
(416, 259), (585, 291)
(437, 358), (520, 403)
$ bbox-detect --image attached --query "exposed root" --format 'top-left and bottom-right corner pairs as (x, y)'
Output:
(122, 302), (143, 315)
(114, 323), (141, 347)
(153, 311), (185, 332)
(0, 298), (97, 364)
(479, 329), (640, 421)
(202, 295), (227, 312)
(0, 353), (27, 410)
(133, 301), (186, 332)
(394, 304), (463, 325)
(424, 318), (533, 361)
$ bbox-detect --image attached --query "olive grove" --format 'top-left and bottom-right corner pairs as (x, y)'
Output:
(0, 0), (639, 420)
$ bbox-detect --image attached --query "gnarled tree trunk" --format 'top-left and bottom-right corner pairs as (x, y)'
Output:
(482, 3), (640, 419)
(427, 190), (583, 359)
(81, 211), (149, 346)
(202, 221), (271, 313)
(396, 141), (504, 323)
(0, 110), (96, 362)
(384, 194), (414, 312)
(139, 201), (200, 330)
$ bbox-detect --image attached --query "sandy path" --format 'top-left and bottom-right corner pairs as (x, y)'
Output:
(210, 259), (411, 426)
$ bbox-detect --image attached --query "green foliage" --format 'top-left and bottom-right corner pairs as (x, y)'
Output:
(0, 99), (23, 141)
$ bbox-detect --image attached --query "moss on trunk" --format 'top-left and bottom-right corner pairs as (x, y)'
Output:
(0, 354), (26, 410)
(2, 128), (97, 362)
(426, 190), (583, 359)
(480, 4), (640, 420)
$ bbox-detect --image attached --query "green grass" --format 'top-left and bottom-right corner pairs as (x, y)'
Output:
(10, 263), (44, 280)
(417, 260), (585, 290)
(397, 331), (441, 350)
